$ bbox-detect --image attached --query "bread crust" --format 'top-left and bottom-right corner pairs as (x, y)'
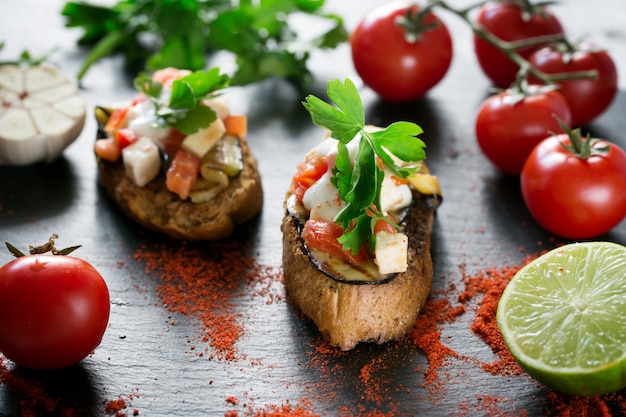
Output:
(281, 188), (439, 351)
(97, 136), (263, 240)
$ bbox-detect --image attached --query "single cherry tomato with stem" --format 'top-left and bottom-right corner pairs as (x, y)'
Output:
(0, 235), (110, 370)
(473, 0), (564, 88)
(475, 82), (572, 175)
(350, 0), (453, 102)
(521, 123), (626, 239)
(528, 42), (618, 127)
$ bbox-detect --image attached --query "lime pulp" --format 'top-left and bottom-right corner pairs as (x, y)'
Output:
(497, 241), (626, 396)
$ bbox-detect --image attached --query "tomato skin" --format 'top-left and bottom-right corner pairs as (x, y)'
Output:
(474, 2), (563, 88)
(350, 1), (453, 102)
(528, 44), (618, 127)
(0, 255), (110, 370)
(475, 89), (572, 175)
(302, 220), (369, 266)
(521, 135), (626, 239)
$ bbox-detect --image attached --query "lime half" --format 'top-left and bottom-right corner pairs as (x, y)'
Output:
(497, 241), (626, 396)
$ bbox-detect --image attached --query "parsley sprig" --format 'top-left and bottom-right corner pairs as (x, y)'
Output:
(61, 0), (347, 89)
(303, 79), (426, 254)
(134, 68), (230, 135)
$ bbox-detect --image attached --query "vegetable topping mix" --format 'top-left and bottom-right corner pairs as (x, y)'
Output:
(95, 67), (247, 203)
(290, 79), (440, 278)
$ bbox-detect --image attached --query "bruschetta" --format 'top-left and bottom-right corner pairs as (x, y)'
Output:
(282, 79), (442, 350)
(94, 68), (263, 240)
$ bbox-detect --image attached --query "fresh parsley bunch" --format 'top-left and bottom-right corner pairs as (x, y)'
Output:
(134, 68), (230, 135)
(61, 0), (347, 89)
(303, 79), (427, 255)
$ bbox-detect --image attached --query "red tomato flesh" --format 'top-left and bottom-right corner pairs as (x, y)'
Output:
(302, 220), (369, 266)
(116, 128), (140, 149)
(166, 150), (201, 200)
(292, 155), (328, 201)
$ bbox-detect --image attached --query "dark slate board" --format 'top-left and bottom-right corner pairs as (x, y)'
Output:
(1, 0), (625, 416)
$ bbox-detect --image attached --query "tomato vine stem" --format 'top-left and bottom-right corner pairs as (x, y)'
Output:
(424, 0), (597, 86)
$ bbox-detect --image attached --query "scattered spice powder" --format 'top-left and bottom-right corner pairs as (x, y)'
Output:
(407, 286), (466, 402)
(462, 263), (527, 376)
(7, 239), (626, 416)
(133, 240), (257, 361)
(104, 397), (127, 416)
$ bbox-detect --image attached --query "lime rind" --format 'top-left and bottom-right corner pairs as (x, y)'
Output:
(497, 241), (626, 396)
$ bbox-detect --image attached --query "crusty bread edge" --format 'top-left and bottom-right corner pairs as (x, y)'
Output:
(281, 190), (438, 351)
(97, 136), (263, 241)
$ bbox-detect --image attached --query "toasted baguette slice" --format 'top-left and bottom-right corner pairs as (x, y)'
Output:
(97, 135), (263, 241)
(282, 167), (441, 351)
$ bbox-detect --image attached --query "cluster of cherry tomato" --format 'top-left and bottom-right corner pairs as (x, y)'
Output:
(350, 0), (626, 239)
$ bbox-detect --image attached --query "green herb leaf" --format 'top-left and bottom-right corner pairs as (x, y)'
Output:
(303, 79), (363, 143)
(368, 122), (425, 178)
(303, 78), (426, 255)
(134, 68), (230, 135)
(61, 0), (347, 89)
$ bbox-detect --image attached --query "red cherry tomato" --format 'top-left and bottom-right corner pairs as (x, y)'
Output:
(474, 1), (563, 88)
(350, 1), (453, 102)
(0, 251), (110, 370)
(475, 88), (572, 175)
(521, 134), (626, 239)
(528, 44), (618, 126)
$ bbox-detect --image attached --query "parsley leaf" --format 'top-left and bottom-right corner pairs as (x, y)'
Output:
(303, 78), (426, 255)
(134, 68), (230, 135)
(61, 0), (348, 89)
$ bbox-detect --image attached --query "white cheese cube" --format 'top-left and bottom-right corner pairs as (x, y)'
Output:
(204, 96), (230, 120)
(181, 118), (226, 159)
(302, 170), (345, 222)
(122, 136), (161, 186)
(380, 174), (412, 214)
(374, 231), (408, 274)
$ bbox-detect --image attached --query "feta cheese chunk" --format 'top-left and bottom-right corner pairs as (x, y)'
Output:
(181, 118), (226, 159)
(380, 173), (412, 214)
(126, 100), (169, 147)
(374, 231), (408, 274)
(122, 136), (160, 186)
(302, 170), (345, 222)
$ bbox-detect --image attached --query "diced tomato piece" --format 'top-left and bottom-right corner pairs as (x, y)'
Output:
(104, 107), (130, 135)
(131, 94), (147, 106)
(94, 137), (121, 162)
(166, 150), (201, 200)
(391, 175), (409, 186)
(163, 129), (187, 161)
(115, 128), (140, 149)
(223, 114), (247, 138)
(152, 67), (191, 88)
(292, 155), (328, 201)
(374, 217), (397, 235)
(302, 220), (369, 266)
